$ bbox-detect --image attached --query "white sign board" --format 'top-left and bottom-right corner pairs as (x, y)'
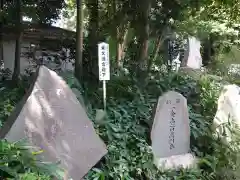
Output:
(98, 42), (110, 81)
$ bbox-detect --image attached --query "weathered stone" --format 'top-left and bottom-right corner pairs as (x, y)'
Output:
(151, 91), (195, 170)
(182, 36), (202, 69)
(213, 84), (240, 141)
(154, 153), (197, 170)
(71, 88), (85, 108)
(213, 84), (240, 177)
(95, 109), (106, 122)
(0, 66), (107, 180)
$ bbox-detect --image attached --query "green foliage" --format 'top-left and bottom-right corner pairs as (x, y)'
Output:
(0, 69), (36, 126)
(2, 0), (240, 178)
(0, 86), (25, 127)
(1, 68), (240, 179)
(0, 139), (64, 179)
(62, 71), (240, 180)
(2, 0), (65, 25)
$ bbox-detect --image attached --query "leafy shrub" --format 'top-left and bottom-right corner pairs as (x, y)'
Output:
(1, 69), (239, 179)
(0, 68), (12, 82)
(71, 71), (239, 180)
(0, 140), (64, 179)
(0, 90), (24, 128)
(0, 85), (25, 127)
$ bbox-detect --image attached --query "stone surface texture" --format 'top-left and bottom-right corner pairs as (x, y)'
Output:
(2, 66), (107, 180)
(151, 91), (192, 170)
(182, 36), (202, 69)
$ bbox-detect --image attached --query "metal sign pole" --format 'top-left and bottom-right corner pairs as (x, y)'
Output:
(103, 80), (106, 111)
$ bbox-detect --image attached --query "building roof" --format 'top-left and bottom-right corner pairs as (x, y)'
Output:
(2, 23), (75, 41)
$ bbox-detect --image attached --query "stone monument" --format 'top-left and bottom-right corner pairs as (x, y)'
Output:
(213, 84), (240, 178)
(0, 66), (107, 180)
(182, 36), (202, 69)
(151, 91), (196, 170)
(213, 84), (240, 140)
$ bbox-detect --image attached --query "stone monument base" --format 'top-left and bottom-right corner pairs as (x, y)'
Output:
(154, 153), (197, 170)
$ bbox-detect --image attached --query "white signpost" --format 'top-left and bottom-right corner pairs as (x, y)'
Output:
(98, 42), (110, 110)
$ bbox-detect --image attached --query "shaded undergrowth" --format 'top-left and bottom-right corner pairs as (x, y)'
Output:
(63, 70), (240, 180)
(0, 70), (239, 179)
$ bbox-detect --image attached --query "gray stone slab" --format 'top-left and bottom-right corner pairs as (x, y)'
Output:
(213, 84), (240, 140)
(154, 153), (197, 170)
(182, 36), (202, 69)
(151, 91), (192, 169)
(0, 65), (107, 180)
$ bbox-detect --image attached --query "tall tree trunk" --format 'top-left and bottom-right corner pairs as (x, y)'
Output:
(112, 0), (129, 69)
(12, 0), (21, 82)
(0, 0), (4, 66)
(147, 35), (163, 72)
(75, 0), (83, 81)
(116, 23), (129, 68)
(137, 0), (151, 77)
(86, 0), (98, 82)
(202, 35), (213, 66)
(202, 34), (216, 67)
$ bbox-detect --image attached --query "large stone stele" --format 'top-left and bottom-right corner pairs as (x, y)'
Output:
(213, 84), (240, 143)
(0, 66), (107, 180)
(213, 84), (240, 177)
(151, 91), (196, 170)
(182, 36), (202, 69)
(213, 84), (240, 140)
